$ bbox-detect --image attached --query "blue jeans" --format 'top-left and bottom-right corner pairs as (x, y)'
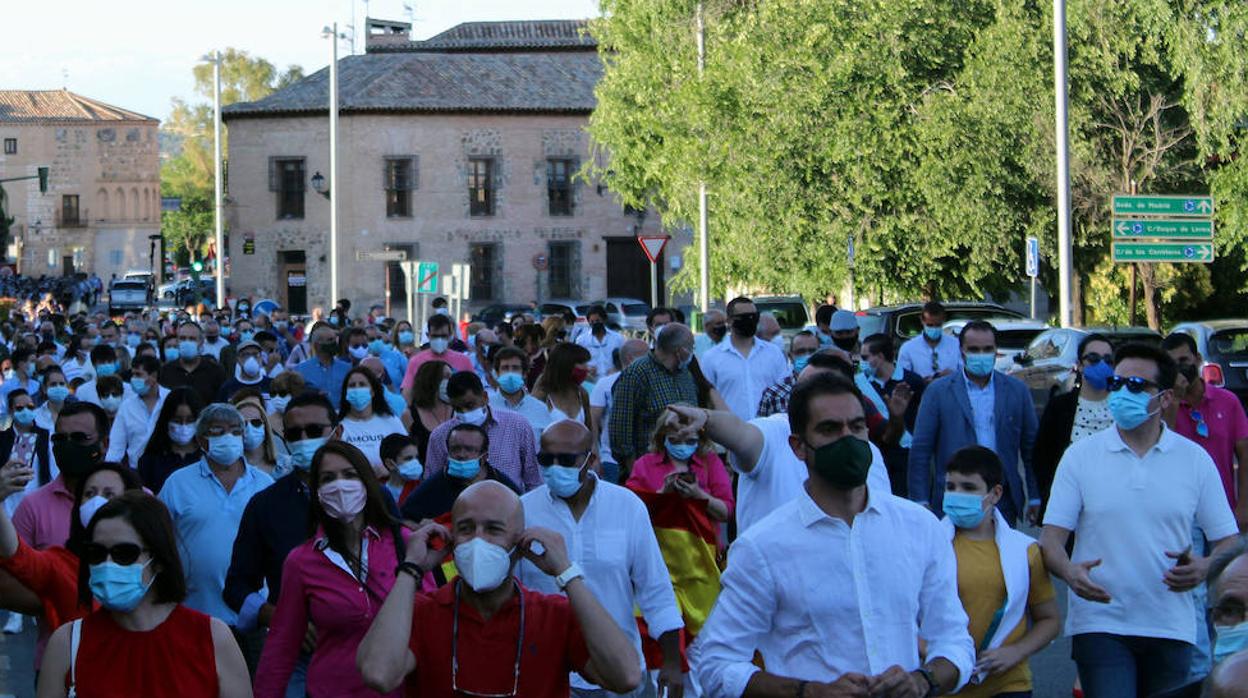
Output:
(1188, 526), (1212, 683)
(1071, 633), (1192, 698)
(285, 651), (309, 698)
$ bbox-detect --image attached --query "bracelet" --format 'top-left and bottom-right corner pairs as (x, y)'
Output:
(395, 561), (424, 579)
(796, 680), (808, 698)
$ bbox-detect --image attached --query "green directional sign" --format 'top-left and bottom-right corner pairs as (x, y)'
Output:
(1112, 194), (1213, 217)
(1112, 218), (1213, 239)
(417, 261), (439, 294)
(1113, 241), (1214, 264)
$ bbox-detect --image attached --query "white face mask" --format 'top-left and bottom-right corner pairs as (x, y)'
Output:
(458, 406), (487, 426)
(241, 357), (261, 377)
(79, 495), (109, 528)
(168, 422), (197, 446)
(454, 537), (514, 592)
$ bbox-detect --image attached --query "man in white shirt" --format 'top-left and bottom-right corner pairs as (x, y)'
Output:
(200, 319), (229, 361)
(487, 346), (551, 445)
(590, 339), (649, 485)
(519, 420), (685, 698)
(1041, 342), (1240, 698)
(691, 373), (974, 697)
(106, 354), (170, 465)
(897, 301), (962, 381)
(576, 305), (624, 383)
(700, 297), (790, 422)
(75, 344), (134, 407)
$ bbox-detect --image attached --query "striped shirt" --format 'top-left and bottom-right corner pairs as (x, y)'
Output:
(608, 353), (699, 461)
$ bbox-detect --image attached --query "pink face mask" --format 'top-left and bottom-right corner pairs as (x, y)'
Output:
(318, 479), (367, 521)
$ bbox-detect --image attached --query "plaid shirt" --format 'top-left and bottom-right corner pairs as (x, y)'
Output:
(756, 374), (797, 418)
(424, 409), (542, 491)
(609, 353), (699, 460)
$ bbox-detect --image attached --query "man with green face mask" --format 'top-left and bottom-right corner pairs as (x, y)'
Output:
(693, 373), (975, 697)
(294, 322), (352, 410)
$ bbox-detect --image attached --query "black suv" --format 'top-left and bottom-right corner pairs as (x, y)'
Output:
(854, 302), (1024, 346)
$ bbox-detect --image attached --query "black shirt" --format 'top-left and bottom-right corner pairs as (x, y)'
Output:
(158, 358), (227, 406)
(136, 448), (203, 494)
(400, 465), (520, 523)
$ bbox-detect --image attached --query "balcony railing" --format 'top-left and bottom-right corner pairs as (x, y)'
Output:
(54, 208), (89, 228)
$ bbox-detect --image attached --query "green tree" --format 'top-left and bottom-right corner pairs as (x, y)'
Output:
(159, 195), (213, 268)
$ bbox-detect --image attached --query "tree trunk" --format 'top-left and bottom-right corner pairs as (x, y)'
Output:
(1071, 270), (1084, 326)
(1140, 263), (1161, 330)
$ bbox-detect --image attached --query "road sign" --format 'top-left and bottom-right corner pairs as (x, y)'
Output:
(1112, 241), (1215, 264)
(638, 236), (669, 264)
(1112, 194), (1214, 217)
(1025, 237), (1039, 278)
(1112, 218), (1213, 240)
(417, 261), (439, 294)
(355, 249), (408, 262)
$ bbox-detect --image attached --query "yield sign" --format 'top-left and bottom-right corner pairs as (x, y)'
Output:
(637, 235), (670, 264)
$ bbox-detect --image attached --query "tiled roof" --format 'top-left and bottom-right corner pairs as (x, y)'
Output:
(0, 89), (156, 123)
(407, 19), (595, 51)
(223, 50), (601, 118)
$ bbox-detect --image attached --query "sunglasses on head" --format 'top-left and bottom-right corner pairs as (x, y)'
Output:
(1106, 375), (1158, 394)
(536, 452), (588, 468)
(285, 424), (332, 441)
(82, 542), (147, 566)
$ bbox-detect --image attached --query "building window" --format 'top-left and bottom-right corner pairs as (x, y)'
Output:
(269, 157), (306, 219)
(384, 157), (414, 218)
(468, 158), (494, 216)
(3, 139), (15, 155)
(470, 243), (500, 301)
(547, 159), (574, 216)
(548, 241), (579, 299)
(61, 195), (80, 227)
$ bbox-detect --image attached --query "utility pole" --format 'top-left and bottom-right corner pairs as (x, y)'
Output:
(210, 51), (225, 310)
(696, 2), (710, 313)
(323, 24), (341, 307)
(1054, 0), (1074, 328)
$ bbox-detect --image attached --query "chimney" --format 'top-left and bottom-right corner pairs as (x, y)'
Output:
(365, 17), (412, 51)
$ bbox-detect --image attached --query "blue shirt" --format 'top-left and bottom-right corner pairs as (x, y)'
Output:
(294, 357), (353, 409)
(378, 347), (408, 389)
(158, 458), (274, 625)
(964, 372), (996, 453)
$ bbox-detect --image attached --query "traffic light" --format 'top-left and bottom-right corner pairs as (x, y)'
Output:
(191, 259), (204, 273)
(37, 167), (48, 193)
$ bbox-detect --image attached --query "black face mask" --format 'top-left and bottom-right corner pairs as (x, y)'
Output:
(591, 321), (606, 334)
(1178, 363), (1199, 383)
(317, 340), (339, 356)
(807, 435), (872, 489)
(707, 325), (727, 342)
(832, 335), (859, 352)
(732, 314), (759, 338)
(53, 440), (104, 479)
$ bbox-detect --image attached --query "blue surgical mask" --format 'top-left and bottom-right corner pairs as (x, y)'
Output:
(542, 464), (584, 498)
(100, 395), (122, 413)
(1082, 360), (1114, 392)
(177, 340), (199, 360)
(458, 407), (487, 426)
(943, 492), (989, 529)
(208, 433), (244, 465)
(448, 457), (481, 480)
(368, 339), (386, 356)
(168, 422), (196, 446)
(396, 457), (424, 481)
(164, 347), (181, 362)
(1214, 622), (1248, 664)
(1108, 387), (1158, 431)
(964, 352), (995, 378)
(94, 362), (117, 377)
(126, 333), (142, 348)
(329, 316), (341, 326)
(130, 376), (150, 397)
(664, 439), (698, 462)
(267, 395), (289, 414)
(497, 372), (525, 394)
(345, 386), (373, 411)
(289, 436), (328, 470)
(792, 355), (811, 375)
(429, 338), (450, 354)
(46, 385), (70, 403)
(11, 407), (35, 426)
(399, 330), (415, 345)
(243, 423), (267, 451)
(923, 326), (943, 342)
(89, 560), (154, 612)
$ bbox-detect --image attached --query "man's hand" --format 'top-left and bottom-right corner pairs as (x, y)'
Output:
(663, 405), (706, 441)
(657, 658), (684, 698)
(865, 666), (926, 698)
(404, 522), (451, 572)
(519, 527), (571, 577)
(0, 461), (34, 500)
(976, 645), (1024, 676)
(1164, 549), (1208, 592)
(886, 382), (913, 418)
(1066, 559), (1112, 603)
(806, 672), (870, 697)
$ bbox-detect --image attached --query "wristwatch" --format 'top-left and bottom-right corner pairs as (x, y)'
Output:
(914, 667), (940, 697)
(555, 562), (584, 590)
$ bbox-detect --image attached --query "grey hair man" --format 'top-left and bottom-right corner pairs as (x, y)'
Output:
(608, 325), (699, 480)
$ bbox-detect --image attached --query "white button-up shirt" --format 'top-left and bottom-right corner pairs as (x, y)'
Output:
(701, 338), (790, 422)
(897, 333), (962, 379)
(576, 328), (624, 380)
(518, 477), (684, 690)
(106, 386), (170, 464)
(692, 488), (974, 697)
(1045, 425), (1237, 642)
(488, 389), (552, 446)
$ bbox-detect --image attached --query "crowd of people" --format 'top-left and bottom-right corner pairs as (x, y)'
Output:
(0, 292), (1245, 698)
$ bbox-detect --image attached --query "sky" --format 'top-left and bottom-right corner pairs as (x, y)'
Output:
(0, 0), (601, 122)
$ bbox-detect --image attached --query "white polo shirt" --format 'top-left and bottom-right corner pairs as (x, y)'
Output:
(897, 333), (962, 379)
(576, 329), (624, 382)
(738, 414), (892, 534)
(701, 338), (790, 422)
(1044, 425), (1237, 643)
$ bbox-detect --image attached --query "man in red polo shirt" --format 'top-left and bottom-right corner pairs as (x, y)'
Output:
(357, 480), (642, 697)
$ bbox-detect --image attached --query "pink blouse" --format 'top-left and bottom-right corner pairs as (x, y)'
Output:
(626, 450), (735, 517)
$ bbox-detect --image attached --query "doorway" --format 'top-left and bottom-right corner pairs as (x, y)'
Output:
(279, 250), (307, 315)
(605, 237), (663, 304)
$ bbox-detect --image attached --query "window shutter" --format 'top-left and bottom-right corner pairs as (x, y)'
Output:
(268, 157), (279, 192)
(383, 159), (395, 191)
(410, 155), (420, 191)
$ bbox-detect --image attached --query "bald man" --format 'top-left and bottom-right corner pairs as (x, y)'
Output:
(591, 338), (649, 484)
(519, 421), (684, 697)
(358, 480), (642, 697)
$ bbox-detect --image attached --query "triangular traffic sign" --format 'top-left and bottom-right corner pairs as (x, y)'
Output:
(637, 236), (670, 264)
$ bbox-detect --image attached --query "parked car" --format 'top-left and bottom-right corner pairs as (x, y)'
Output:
(107, 280), (149, 315)
(753, 295), (811, 339)
(172, 278), (220, 307)
(473, 304), (530, 328)
(943, 317), (1050, 373)
(854, 302), (1024, 347)
(1168, 319), (1248, 409)
(1009, 326), (1163, 413)
(595, 297), (651, 333)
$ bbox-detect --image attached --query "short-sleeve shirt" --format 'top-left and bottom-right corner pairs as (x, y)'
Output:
(951, 538), (1055, 698)
(340, 413), (407, 469)
(1172, 383), (1248, 510)
(406, 581), (590, 698)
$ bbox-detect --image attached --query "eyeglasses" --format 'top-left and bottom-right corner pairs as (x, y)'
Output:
(536, 452), (589, 468)
(51, 432), (96, 445)
(453, 579), (522, 697)
(1189, 409), (1210, 439)
(284, 424), (332, 441)
(1106, 375), (1159, 394)
(82, 542), (148, 566)
(1081, 353), (1113, 365)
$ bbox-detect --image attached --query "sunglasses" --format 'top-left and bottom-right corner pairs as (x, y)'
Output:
(51, 432), (96, 445)
(1106, 375), (1159, 394)
(285, 424), (332, 441)
(1081, 353), (1113, 365)
(245, 419), (265, 429)
(82, 542), (148, 566)
(536, 452), (589, 468)
(1189, 408), (1210, 439)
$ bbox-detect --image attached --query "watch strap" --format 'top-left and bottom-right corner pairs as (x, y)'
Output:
(396, 561), (424, 579)
(915, 667), (939, 697)
(555, 562), (584, 590)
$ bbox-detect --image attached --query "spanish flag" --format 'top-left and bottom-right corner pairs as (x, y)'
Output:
(628, 488), (723, 669)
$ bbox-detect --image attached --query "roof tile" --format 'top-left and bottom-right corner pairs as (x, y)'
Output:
(0, 89), (156, 123)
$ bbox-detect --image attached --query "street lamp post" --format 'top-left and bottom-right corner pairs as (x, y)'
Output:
(1054, 0), (1073, 327)
(201, 50), (226, 310)
(696, 2), (709, 314)
(322, 23), (342, 308)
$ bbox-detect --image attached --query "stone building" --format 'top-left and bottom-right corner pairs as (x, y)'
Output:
(0, 90), (161, 280)
(223, 19), (685, 317)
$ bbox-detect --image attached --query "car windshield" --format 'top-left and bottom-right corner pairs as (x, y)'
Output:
(997, 329), (1044, 350)
(621, 303), (649, 316)
(754, 301), (808, 329)
(1210, 329), (1248, 357)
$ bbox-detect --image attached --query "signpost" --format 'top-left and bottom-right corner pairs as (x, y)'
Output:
(356, 249), (408, 262)
(1112, 194), (1214, 217)
(1112, 218), (1213, 240)
(637, 236), (670, 310)
(1111, 193), (1215, 268)
(1112, 241), (1214, 263)
(1025, 237), (1039, 319)
(417, 261), (439, 294)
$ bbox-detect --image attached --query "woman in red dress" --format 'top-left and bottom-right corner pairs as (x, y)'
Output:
(36, 491), (252, 698)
